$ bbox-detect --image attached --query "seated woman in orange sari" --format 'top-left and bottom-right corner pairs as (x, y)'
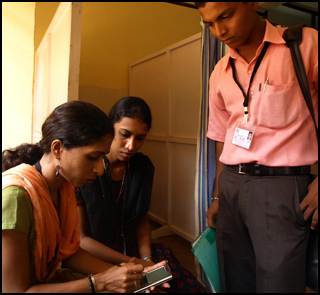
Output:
(2, 100), (168, 293)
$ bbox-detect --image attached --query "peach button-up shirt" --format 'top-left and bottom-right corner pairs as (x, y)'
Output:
(207, 20), (318, 166)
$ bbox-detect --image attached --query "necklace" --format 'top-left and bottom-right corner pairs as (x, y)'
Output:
(116, 167), (126, 202)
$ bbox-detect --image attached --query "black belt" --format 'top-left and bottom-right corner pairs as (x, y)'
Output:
(227, 163), (311, 176)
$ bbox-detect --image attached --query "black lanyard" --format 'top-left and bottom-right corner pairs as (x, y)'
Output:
(230, 42), (270, 123)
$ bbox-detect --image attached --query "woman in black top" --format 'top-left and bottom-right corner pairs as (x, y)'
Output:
(75, 97), (205, 293)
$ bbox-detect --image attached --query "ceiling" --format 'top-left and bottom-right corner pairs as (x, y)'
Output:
(171, 2), (318, 14)
(169, 2), (318, 28)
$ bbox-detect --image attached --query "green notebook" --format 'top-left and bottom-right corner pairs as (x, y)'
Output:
(191, 227), (220, 293)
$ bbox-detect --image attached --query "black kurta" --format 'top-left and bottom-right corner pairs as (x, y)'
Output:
(75, 152), (154, 248)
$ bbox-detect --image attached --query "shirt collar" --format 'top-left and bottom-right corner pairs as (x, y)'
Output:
(223, 19), (286, 72)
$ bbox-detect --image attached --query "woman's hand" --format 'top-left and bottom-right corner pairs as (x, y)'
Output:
(143, 260), (171, 293)
(135, 257), (155, 268)
(95, 262), (144, 293)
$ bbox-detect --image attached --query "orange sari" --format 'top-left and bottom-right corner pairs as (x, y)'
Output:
(2, 163), (80, 282)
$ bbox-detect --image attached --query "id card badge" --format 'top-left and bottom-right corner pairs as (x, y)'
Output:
(232, 121), (256, 150)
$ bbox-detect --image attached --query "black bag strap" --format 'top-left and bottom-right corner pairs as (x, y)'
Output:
(283, 24), (318, 142)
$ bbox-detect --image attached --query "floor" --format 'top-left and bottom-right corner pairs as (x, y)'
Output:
(149, 219), (209, 291)
(149, 219), (318, 294)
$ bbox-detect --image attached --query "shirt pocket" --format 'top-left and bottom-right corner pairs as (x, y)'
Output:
(257, 80), (301, 128)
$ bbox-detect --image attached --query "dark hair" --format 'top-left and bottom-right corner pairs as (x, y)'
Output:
(194, 2), (248, 9)
(2, 100), (114, 172)
(194, 2), (206, 8)
(109, 97), (152, 131)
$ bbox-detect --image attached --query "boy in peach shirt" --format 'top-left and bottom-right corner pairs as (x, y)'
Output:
(195, 2), (318, 293)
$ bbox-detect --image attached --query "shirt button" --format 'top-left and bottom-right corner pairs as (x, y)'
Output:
(248, 70), (252, 75)
(250, 91), (254, 96)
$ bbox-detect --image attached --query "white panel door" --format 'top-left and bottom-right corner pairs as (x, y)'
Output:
(130, 33), (201, 241)
(130, 53), (169, 137)
(33, 2), (82, 143)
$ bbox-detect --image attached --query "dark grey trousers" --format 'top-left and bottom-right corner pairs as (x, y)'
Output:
(216, 166), (312, 293)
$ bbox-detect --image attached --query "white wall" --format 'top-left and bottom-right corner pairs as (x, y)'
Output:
(2, 2), (35, 151)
